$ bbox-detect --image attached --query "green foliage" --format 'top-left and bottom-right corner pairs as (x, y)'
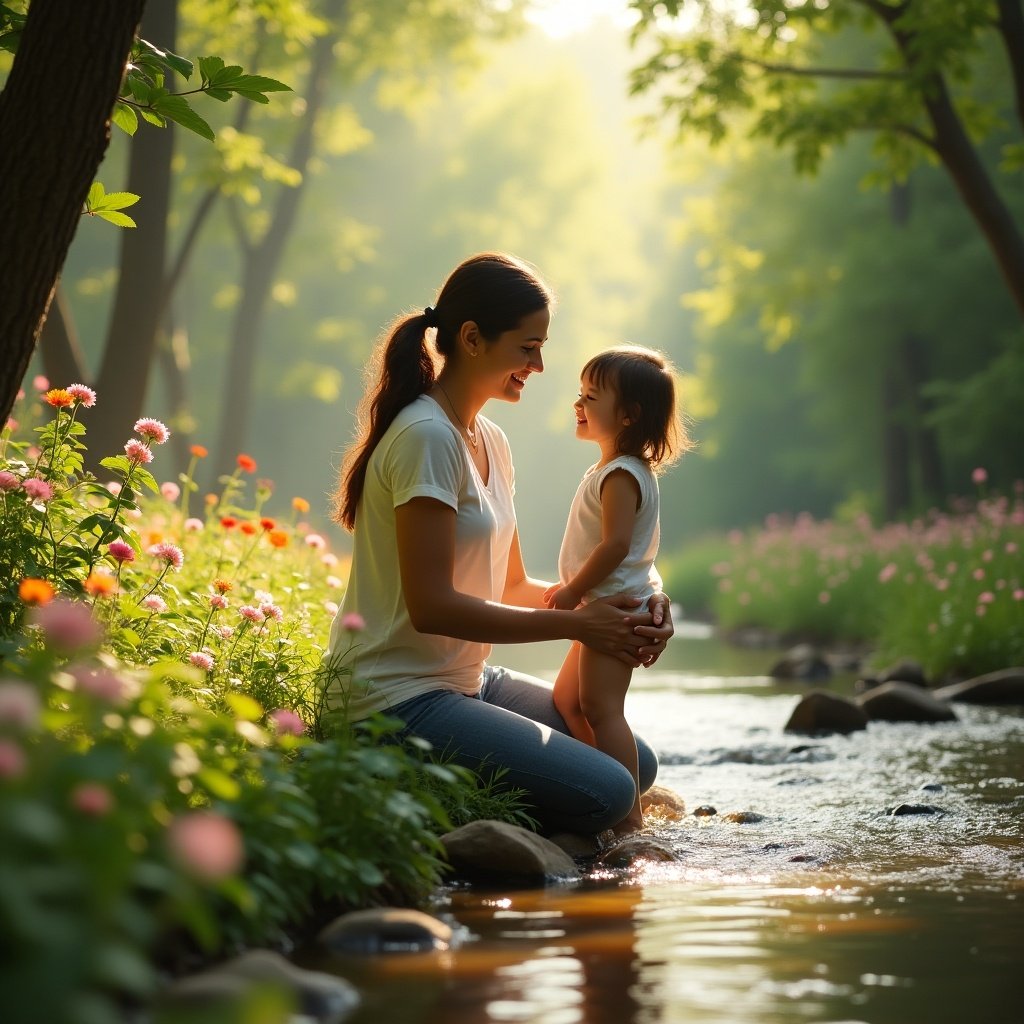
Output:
(83, 183), (140, 228)
(0, 388), (535, 1024)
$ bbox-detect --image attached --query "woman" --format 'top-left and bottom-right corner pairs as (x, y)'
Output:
(326, 252), (674, 835)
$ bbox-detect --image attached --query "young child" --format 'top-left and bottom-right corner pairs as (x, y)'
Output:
(544, 345), (689, 835)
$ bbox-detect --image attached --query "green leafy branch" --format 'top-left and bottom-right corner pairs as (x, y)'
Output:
(113, 40), (291, 142)
(83, 183), (140, 228)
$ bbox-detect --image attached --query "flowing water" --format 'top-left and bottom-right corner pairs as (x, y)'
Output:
(316, 629), (1024, 1024)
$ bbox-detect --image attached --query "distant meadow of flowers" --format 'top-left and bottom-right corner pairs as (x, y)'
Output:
(663, 470), (1024, 680)
(0, 379), (531, 1024)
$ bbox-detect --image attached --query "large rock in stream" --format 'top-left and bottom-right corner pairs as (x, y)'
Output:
(441, 819), (578, 881)
(783, 690), (868, 735)
(857, 681), (958, 723)
(933, 668), (1024, 705)
(318, 908), (453, 955)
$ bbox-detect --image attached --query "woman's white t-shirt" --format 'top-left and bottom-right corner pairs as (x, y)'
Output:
(556, 454), (662, 604)
(325, 395), (517, 720)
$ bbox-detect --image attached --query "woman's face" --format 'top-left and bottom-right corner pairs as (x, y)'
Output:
(476, 306), (549, 404)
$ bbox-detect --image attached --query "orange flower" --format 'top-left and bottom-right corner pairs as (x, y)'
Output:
(260, 517), (276, 531)
(190, 444), (208, 459)
(213, 579), (233, 593)
(204, 493), (218, 507)
(44, 388), (74, 408)
(19, 578), (55, 605)
(220, 516), (238, 530)
(292, 497), (310, 514)
(83, 571), (117, 597)
(240, 522), (257, 536)
(268, 530), (289, 548)
(236, 454), (257, 473)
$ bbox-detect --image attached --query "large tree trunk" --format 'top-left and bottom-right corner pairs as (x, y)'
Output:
(0, 0), (147, 425)
(211, 0), (347, 478)
(87, 1), (176, 465)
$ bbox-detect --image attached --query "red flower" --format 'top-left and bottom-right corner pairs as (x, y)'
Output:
(237, 454), (257, 473)
(220, 517), (238, 530)
(240, 522), (257, 536)
(190, 444), (208, 459)
(260, 517), (276, 531)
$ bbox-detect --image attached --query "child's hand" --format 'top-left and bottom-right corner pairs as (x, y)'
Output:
(546, 584), (581, 610)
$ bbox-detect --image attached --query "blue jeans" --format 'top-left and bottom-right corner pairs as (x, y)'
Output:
(388, 665), (659, 834)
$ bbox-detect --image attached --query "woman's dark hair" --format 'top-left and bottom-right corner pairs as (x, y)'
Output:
(333, 252), (552, 529)
(581, 345), (692, 473)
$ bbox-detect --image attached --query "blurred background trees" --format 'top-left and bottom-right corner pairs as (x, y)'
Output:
(3, 0), (1020, 574)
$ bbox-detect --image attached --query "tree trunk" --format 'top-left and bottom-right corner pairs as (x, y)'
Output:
(0, 0), (147, 425)
(39, 284), (88, 385)
(87, 1), (176, 465)
(210, 0), (347, 478)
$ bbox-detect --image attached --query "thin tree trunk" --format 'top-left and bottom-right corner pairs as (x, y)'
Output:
(39, 283), (89, 385)
(996, 0), (1024, 133)
(88, 1), (176, 465)
(0, 0), (147, 425)
(211, 0), (347, 478)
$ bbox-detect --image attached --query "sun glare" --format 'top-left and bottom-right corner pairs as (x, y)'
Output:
(526, 0), (639, 38)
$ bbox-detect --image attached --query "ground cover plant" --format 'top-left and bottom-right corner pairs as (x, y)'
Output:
(664, 476), (1024, 680)
(0, 380), (533, 1024)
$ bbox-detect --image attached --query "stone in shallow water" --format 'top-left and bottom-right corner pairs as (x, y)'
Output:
(440, 819), (578, 881)
(858, 681), (958, 723)
(640, 784), (686, 820)
(318, 908), (452, 955)
(784, 690), (868, 735)
(888, 803), (944, 816)
(722, 810), (765, 824)
(933, 668), (1024, 705)
(597, 836), (681, 868)
(692, 804), (717, 817)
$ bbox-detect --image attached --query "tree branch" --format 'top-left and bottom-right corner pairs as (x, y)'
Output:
(996, 0), (1024, 133)
(737, 54), (907, 81)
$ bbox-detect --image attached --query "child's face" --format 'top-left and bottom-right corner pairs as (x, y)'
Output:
(573, 371), (627, 451)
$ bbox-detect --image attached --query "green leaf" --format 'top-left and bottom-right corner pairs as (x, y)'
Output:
(139, 109), (165, 128)
(86, 181), (105, 207)
(93, 210), (137, 228)
(197, 767), (241, 801)
(151, 94), (214, 141)
(132, 467), (159, 494)
(111, 102), (138, 136)
(198, 56), (225, 85)
(92, 191), (140, 211)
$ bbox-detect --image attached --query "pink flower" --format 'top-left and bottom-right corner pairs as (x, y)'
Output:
(0, 739), (26, 779)
(107, 540), (135, 564)
(304, 533), (326, 551)
(1014, 589), (1024, 602)
(148, 542), (184, 571)
(973, 568), (985, 581)
(168, 812), (244, 881)
(0, 471), (19, 491)
(1006, 542), (1018, 555)
(340, 612), (365, 632)
(160, 481), (181, 502)
(5, 417), (16, 432)
(0, 681), (41, 729)
(71, 782), (113, 816)
(239, 605), (264, 623)
(978, 591), (995, 604)
(30, 599), (101, 652)
(124, 439), (153, 464)
(269, 708), (305, 736)
(818, 591), (831, 604)
(71, 665), (128, 703)
(209, 594), (228, 610)
(322, 552), (339, 567)
(21, 477), (53, 502)
(259, 602), (283, 623)
(134, 417), (170, 445)
(32, 375), (49, 391)
(972, 467), (987, 485)
(106, 482), (122, 496)
(67, 384), (97, 408)
(218, 625), (234, 639)
(188, 651), (214, 672)
(878, 562), (898, 584)
(184, 517), (204, 533)
(326, 575), (342, 589)
(324, 601), (339, 615)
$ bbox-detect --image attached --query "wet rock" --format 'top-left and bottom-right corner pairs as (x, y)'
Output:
(640, 784), (686, 820)
(933, 668), (1024, 705)
(768, 644), (832, 682)
(318, 908), (452, 955)
(920, 782), (944, 793)
(156, 950), (360, 1024)
(546, 830), (602, 860)
(788, 853), (817, 863)
(722, 810), (765, 824)
(877, 659), (929, 688)
(854, 675), (881, 695)
(692, 804), (717, 817)
(597, 836), (681, 868)
(888, 803), (944, 816)
(440, 819), (578, 881)
(857, 681), (958, 723)
(783, 690), (868, 735)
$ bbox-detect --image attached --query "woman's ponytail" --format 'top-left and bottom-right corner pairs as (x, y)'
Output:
(333, 313), (436, 529)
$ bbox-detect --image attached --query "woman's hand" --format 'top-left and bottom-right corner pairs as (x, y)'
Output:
(573, 594), (652, 667)
(544, 582), (581, 610)
(634, 592), (674, 667)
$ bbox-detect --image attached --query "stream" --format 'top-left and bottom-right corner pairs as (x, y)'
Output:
(313, 628), (1024, 1024)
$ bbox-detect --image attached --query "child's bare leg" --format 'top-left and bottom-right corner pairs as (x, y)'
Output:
(578, 646), (642, 834)
(552, 642), (596, 746)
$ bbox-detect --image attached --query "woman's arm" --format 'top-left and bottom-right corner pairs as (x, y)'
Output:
(396, 497), (648, 657)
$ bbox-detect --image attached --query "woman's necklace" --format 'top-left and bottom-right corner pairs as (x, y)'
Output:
(436, 379), (479, 451)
